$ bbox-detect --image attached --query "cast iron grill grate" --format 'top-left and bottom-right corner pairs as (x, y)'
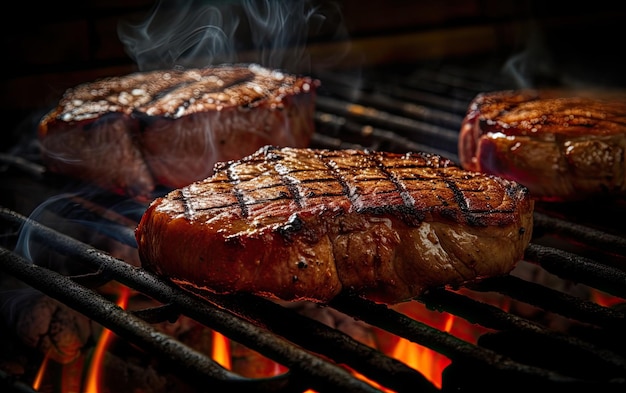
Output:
(1, 58), (625, 392)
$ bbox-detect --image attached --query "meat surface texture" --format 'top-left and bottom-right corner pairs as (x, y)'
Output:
(38, 64), (319, 200)
(458, 89), (626, 201)
(135, 146), (534, 304)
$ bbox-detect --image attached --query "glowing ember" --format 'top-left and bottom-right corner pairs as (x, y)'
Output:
(391, 335), (451, 389)
(84, 285), (131, 393)
(206, 301), (474, 391)
(32, 349), (51, 390)
(592, 289), (624, 307)
(351, 369), (394, 393)
(383, 312), (454, 389)
(211, 330), (232, 369)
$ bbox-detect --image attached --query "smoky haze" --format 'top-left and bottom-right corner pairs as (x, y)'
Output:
(117, 0), (349, 73)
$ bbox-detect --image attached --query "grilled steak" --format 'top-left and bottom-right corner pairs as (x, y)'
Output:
(458, 89), (626, 201)
(38, 64), (319, 200)
(135, 146), (534, 304)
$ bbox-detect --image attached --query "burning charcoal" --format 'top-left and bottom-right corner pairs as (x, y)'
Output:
(97, 352), (172, 393)
(230, 341), (287, 378)
(36, 350), (190, 393)
(129, 296), (211, 345)
(0, 289), (94, 364)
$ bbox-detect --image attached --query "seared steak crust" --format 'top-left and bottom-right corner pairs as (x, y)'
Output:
(38, 64), (319, 200)
(135, 146), (533, 304)
(459, 89), (626, 201)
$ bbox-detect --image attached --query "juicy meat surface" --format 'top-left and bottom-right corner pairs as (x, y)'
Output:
(458, 89), (626, 201)
(38, 64), (319, 200)
(135, 146), (534, 304)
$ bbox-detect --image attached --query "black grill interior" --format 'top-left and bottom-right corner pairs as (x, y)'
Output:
(1, 58), (626, 393)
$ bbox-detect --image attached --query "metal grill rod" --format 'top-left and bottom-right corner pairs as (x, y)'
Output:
(471, 274), (626, 331)
(0, 207), (386, 393)
(524, 244), (626, 299)
(328, 292), (620, 387)
(417, 287), (626, 377)
(0, 248), (298, 391)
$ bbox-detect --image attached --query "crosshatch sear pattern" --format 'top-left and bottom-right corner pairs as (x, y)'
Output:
(181, 146), (529, 226)
(136, 146), (534, 304)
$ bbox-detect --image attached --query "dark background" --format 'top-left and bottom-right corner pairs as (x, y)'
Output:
(2, 0), (625, 152)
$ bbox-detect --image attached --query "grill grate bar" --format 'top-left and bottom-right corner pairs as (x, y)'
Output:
(471, 274), (626, 331)
(0, 247), (266, 389)
(179, 286), (439, 393)
(317, 81), (465, 129)
(417, 288), (626, 379)
(524, 244), (626, 299)
(0, 207), (388, 393)
(328, 292), (604, 386)
(533, 212), (626, 255)
(314, 111), (459, 161)
(315, 96), (460, 154)
(2, 58), (626, 392)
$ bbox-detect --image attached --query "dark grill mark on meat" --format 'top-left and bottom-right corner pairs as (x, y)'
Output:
(178, 189), (196, 221)
(135, 146), (534, 304)
(263, 145), (283, 161)
(38, 66), (319, 200)
(459, 89), (626, 201)
(178, 147), (528, 230)
(234, 149), (462, 226)
(369, 151), (427, 226)
(277, 214), (305, 241)
(444, 179), (480, 226)
(370, 151), (416, 209)
(319, 155), (361, 208)
(137, 69), (261, 119)
(227, 163), (249, 219)
(316, 150), (406, 217)
(274, 162), (304, 209)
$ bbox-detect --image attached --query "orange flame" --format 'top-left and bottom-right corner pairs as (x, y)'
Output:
(591, 288), (624, 307)
(208, 302), (471, 392)
(32, 349), (51, 390)
(376, 299), (497, 389)
(38, 283), (622, 392)
(388, 313), (454, 389)
(303, 367), (395, 393)
(211, 330), (232, 369)
(84, 285), (131, 393)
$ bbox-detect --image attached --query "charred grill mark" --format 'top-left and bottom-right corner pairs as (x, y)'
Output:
(181, 191), (195, 219)
(146, 80), (197, 105)
(274, 163), (304, 208)
(276, 214), (305, 241)
(226, 164), (249, 219)
(317, 151), (361, 210)
(233, 188), (248, 218)
(444, 179), (482, 226)
(138, 70), (259, 118)
(243, 174), (343, 198)
(315, 150), (430, 225)
(176, 189), (196, 221)
(190, 177), (346, 214)
(238, 94), (264, 110)
(369, 151), (426, 225)
(299, 176), (345, 197)
(372, 156), (415, 208)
